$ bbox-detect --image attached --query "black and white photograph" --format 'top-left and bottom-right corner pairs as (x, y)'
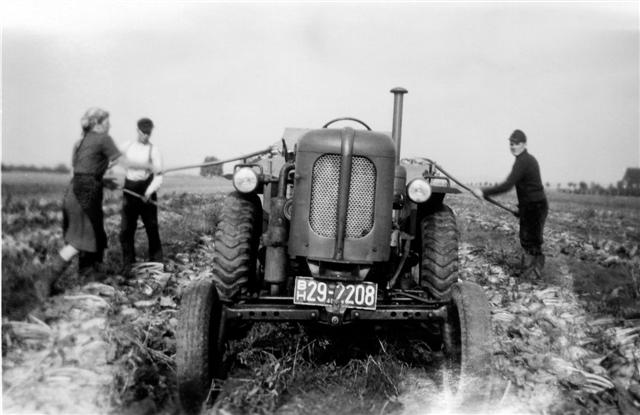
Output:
(2, 1), (639, 414)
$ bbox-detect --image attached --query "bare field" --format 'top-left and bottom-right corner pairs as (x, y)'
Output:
(2, 172), (639, 414)
(1, 171), (233, 197)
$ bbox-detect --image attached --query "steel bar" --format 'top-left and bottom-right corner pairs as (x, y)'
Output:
(420, 157), (519, 216)
(484, 196), (520, 217)
(223, 303), (448, 323)
(161, 147), (272, 174)
(420, 158), (480, 199)
(122, 188), (159, 206)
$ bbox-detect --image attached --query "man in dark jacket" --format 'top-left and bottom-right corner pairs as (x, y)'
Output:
(473, 129), (548, 279)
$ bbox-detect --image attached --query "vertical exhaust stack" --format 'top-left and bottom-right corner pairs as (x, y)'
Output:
(391, 87), (408, 166)
(391, 87), (408, 208)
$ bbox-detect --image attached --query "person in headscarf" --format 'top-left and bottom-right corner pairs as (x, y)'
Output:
(40, 108), (152, 295)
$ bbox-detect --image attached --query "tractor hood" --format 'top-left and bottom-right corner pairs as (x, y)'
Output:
(287, 126), (396, 264)
(297, 128), (395, 158)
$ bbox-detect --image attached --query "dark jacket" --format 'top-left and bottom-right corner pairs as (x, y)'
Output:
(72, 131), (120, 177)
(482, 149), (546, 204)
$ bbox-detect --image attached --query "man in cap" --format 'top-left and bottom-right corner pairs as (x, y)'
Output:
(119, 117), (164, 278)
(472, 129), (548, 279)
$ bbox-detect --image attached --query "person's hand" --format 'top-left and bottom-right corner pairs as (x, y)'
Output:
(269, 142), (281, 157)
(102, 177), (119, 190)
(142, 190), (154, 203)
(471, 188), (484, 200)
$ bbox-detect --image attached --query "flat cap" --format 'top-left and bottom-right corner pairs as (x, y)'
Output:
(509, 129), (526, 143)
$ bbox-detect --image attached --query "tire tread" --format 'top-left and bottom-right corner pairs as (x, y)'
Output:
(210, 192), (261, 299)
(419, 205), (459, 300)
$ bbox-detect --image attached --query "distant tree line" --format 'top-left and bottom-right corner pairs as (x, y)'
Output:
(560, 181), (640, 197)
(2, 163), (70, 173)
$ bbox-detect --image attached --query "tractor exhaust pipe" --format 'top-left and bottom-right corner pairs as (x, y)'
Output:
(391, 87), (408, 208)
(390, 87), (408, 165)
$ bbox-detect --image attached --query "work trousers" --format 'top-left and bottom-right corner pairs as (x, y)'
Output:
(119, 178), (163, 268)
(518, 199), (548, 256)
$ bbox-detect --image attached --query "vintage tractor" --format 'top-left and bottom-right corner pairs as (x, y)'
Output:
(176, 88), (492, 414)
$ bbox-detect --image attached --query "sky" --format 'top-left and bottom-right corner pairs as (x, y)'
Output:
(2, 1), (639, 185)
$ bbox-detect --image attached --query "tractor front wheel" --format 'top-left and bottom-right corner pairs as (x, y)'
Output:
(442, 281), (493, 409)
(176, 279), (225, 415)
(211, 191), (262, 300)
(419, 204), (459, 300)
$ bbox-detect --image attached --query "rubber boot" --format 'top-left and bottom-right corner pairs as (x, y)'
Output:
(520, 253), (538, 280)
(79, 251), (107, 282)
(533, 254), (545, 280)
(36, 254), (71, 298)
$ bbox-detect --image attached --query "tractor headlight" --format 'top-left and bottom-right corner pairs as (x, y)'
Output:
(233, 167), (259, 193)
(406, 179), (432, 203)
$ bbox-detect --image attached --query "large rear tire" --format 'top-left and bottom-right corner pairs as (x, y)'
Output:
(442, 281), (493, 409)
(419, 204), (459, 300)
(176, 279), (224, 415)
(211, 191), (262, 300)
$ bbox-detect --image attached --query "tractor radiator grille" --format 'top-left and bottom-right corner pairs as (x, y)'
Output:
(309, 154), (376, 238)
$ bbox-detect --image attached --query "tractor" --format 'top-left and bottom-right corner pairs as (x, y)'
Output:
(176, 88), (493, 414)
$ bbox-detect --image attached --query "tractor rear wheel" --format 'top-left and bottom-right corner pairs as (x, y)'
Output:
(211, 191), (262, 300)
(442, 281), (493, 409)
(419, 204), (459, 300)
(176, 279), (225, 415)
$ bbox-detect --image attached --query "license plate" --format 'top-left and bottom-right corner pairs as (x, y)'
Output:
(293, 277), (377, 310)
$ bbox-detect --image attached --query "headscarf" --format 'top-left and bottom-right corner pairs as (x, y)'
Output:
(81, 107), (110, 135)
